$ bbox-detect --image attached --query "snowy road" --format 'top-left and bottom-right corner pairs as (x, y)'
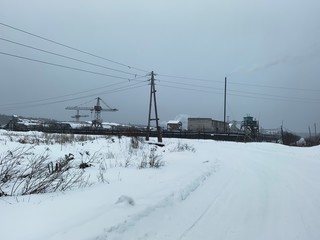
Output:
(1, 135), (320, 240)
(105, 143), (320, 240)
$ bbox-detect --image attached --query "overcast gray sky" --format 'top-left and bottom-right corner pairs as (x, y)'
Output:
(1, 0), (320, 132)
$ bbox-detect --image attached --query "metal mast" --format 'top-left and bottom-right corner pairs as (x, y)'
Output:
(93, 97), (103, 127)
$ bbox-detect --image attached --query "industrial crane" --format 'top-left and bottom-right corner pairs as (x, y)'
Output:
(70, 109), (89, 123)
(66, 97), (118, 127)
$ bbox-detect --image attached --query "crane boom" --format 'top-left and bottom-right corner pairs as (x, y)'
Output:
(66, 106), (118, 112)
(66, 106), (94, 111)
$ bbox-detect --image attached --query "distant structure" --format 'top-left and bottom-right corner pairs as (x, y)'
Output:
(228, 121), (241, 132)
(66, 97), (118, 128)
(70, 110), (89, 123)
(5, 115), (19, 130)
(4, 115), (46, 131)
(188, 118), (226, 132)
(167, 120), (182, 131)
(240, 115), (259, 139)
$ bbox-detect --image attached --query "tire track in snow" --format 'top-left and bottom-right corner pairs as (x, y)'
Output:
(177, 165), (237, 240)
(176, 156), (271, 240)
(248, 156), (320, 239)
(100, 164), (219, 240)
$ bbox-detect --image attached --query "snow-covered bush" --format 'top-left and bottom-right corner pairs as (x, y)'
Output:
(0, 147), (88, 196)
(172, 142), (195, 152)
(139, 147), (164, 169)
(296, 138), (306, 147)
(129, 134), (144, 152)
(130, 135), (140, 149)
(97, 161), (109, 184)
(0, 131), (167, 197)
(149, 147), (164, 168)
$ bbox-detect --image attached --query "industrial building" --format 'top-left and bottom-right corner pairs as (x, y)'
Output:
(240, 115), (259, 138)
(188, 118), (226, 132)
(167, 120), (183, 131)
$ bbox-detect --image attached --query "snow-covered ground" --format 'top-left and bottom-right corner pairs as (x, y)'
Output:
(1, 130), (319, 240)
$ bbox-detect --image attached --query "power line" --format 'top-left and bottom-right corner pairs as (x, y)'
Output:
(159, 73), (320, 93)
(157, 82), (320, 103)
(0, 81), (148, 111)
(0, 37), (144, 77)
(157, 83), (220, 94)
(0, 51), (141, 80)
(227, 92), (320, 103)
(0, 80), (143, 108)
(158, 78), (320, 102)
(229, 81), (320, 93)
(0, 22), (149, 73)
(158, 74), (221, 83)
(159, 79), (223, 91)
(228, 89), (320, 102)
(2, 23), (319, 93)
(98, 81), (148, 95)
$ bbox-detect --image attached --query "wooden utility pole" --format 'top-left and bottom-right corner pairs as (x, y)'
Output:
(224, 77), (227, 132)
(281, 125), (285, 144)
(146, 71), (162, 142)
(309, 126), (312, 138)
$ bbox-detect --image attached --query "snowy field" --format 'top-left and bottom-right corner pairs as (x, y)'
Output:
(1, 130), (320, 240)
